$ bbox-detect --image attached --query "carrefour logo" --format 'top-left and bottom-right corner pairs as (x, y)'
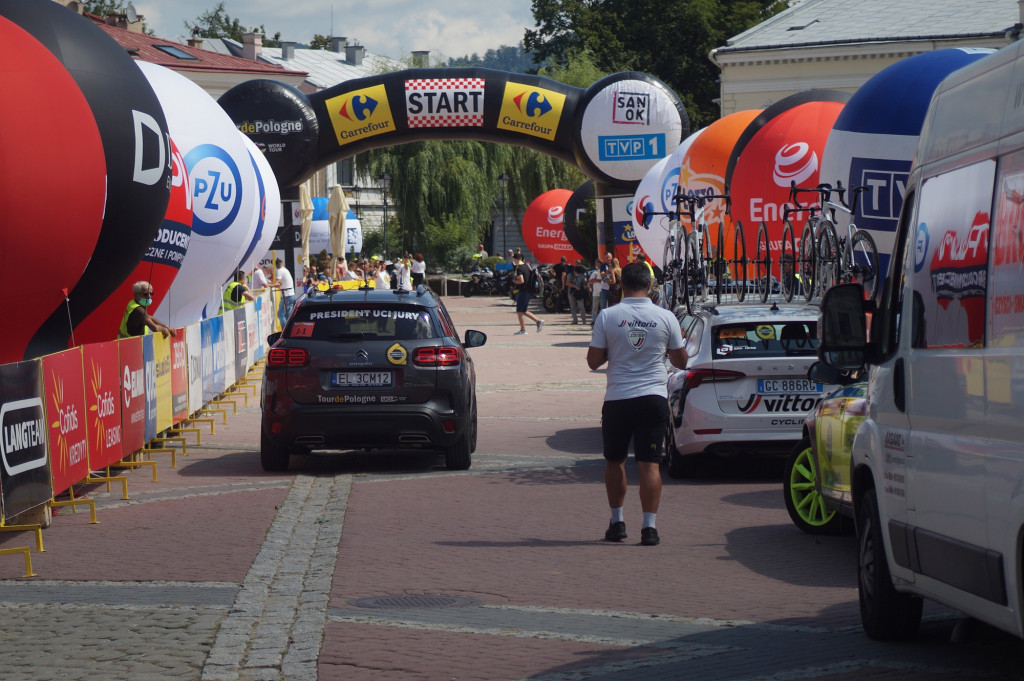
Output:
(498, 83), (565, 141)
(325, 84), (395, 146)
(185, 144), (243, 237)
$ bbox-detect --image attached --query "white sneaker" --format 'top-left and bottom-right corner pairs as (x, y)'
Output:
(514, 329), (528, 335)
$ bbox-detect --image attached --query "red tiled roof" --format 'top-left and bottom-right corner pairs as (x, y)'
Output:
(88, 14), (307, 77)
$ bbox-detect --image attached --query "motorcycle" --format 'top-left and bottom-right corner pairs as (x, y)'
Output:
(462, 267), (497, 297)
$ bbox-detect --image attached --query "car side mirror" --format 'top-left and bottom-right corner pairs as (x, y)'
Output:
(807, 360), (843, 386)
(464, 329), (487, 348)
(819, 283), (867, 370)
(267, 331), (281, 346)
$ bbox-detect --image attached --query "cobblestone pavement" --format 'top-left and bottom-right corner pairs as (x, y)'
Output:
(0, 295), (1020, 680)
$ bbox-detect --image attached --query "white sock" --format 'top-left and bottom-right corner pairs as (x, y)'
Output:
(610, 507), (624, 524)
(642, 512), (656, 529)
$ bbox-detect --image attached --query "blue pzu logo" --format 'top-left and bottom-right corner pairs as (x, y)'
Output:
(185, 144), (243, 237)
(661, 165), (680, 211)
(914, 222), (929, 272)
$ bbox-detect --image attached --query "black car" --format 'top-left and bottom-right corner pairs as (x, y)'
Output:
(260, 285), (486, 472)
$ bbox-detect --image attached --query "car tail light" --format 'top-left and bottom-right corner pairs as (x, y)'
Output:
(413, 346), (462, 366)
(268, 347), (309, 367)
(682, 368), (745, 391)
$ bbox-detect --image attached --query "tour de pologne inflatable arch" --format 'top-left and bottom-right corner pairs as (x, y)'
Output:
(217, 67), (690, 247)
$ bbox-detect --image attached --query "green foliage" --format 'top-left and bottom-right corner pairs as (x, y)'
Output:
(308, 34), (332, 50)
(480, 256), (506, 270)
(524, 0), (787, 127)
(537, 49), (607, 89)
(422, 214), (482, 271)
(186, 1), (281, 46)
(448, 44), (537, 73)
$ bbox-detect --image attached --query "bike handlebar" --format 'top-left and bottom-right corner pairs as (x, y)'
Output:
(639, 186), (733, 228)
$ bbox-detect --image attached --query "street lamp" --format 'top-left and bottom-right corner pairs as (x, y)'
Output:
(378, 172), (391, 260)
(497, 173), (509, 259)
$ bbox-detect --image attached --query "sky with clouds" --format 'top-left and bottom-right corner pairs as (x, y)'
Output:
(135, 0), (538, 62)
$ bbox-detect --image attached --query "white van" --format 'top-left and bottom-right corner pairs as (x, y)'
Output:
(819, 40), (1024, 640)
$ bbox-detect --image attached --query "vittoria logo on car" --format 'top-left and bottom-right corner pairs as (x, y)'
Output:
(738, 394), (823, 413)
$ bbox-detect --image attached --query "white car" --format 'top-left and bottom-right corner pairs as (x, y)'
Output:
(665, 302), (837, 477)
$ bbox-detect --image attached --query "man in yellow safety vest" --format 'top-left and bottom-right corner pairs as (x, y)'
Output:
(118, 281), (176, 338)
(219, 270), (256, 314)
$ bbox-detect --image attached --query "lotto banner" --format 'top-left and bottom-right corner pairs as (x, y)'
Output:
(170, 329), (188, 424)
(0, 360), (52, 522)
(83, 341), (122, 469)
(41, 348), (90, 496)
(152, 333), (173, 435)
(186, 324), (203, 416)
(119, 336), (146, 455)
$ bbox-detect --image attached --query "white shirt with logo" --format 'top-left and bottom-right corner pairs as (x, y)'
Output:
(276, 267), (295, 296)
(590, 296), (683, 401)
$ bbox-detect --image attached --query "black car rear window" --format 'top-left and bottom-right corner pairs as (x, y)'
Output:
(287, 304), (440, 341)
(714, 321), (818, 358)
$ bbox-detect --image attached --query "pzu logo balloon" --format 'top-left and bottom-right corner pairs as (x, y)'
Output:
(186, 143), (242, 237)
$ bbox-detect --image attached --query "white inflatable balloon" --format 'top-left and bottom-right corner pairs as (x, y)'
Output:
(633, 129), (704, 267)
(138, 61), (258, 327)
(238, 133), (281, 276)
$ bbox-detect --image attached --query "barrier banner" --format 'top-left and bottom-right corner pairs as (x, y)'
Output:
(83, 341), (122, 469)
(233, 307), (248, 383)
(0, 360), (52, 522)
(41, 348), (89, 496)
(244, 304), (257, 367)
(222, 311), (237, 389)
(153, 333), (173, 434)
(119, 336), (146, 455)
(143, 334), (156, 442)
(200, 318), (220, 404)
(170, 329), (188, 424)
(186, 324), (203, 416)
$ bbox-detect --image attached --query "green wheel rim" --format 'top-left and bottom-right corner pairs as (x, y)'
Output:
(789, 446), (836, 527)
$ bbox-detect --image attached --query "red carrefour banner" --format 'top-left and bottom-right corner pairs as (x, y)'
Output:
(118, 336), (146, 456)
(521, 189), (584, 265)
(83, 341), (122, 469)
(170, 329), (188, 425)
(41, 348), (89, 495)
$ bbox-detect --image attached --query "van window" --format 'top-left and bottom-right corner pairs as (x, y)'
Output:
(877, 189), (915, 358)
(911, 160), (994, 349)
(989, 149), (1024, 346)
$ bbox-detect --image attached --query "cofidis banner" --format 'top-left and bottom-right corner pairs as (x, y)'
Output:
(41, 348), (89, 495)
(83, 341), (122, 469)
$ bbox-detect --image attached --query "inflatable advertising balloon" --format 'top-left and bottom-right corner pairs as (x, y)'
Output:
(522, 189), (583, 264)
(562, 181), (596, 263)
(0, 16), (106, 364)
(237, 133), (282, 276)
(138, 62), (259, 329)
(2, 0), (172, 359)
(820, 48), (994, 274)
(726, 92), (849, 267)
(73, 138), (193, 346)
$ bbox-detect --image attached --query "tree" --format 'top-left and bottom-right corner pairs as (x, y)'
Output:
(308, 34), (332, 50)
(524, 0), (787, 127)
(448, 44), (537, 73)
(186, 2), (281, 46)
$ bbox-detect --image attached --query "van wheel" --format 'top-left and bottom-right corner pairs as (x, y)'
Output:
(664, 424), (697, 479)
(783, 439), (843, 535)
(260, 428), (290, 472)
(858, 488), (922, 639)
(445, 428), (472, 471)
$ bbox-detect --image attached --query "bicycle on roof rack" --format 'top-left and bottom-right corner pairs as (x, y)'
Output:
(785, 181), (880, 302)
(641, 188), (744, 314)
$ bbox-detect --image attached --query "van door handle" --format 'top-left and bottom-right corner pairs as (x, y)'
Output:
(893, 358), (906, 412)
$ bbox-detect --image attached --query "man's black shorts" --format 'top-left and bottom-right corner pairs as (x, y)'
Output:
(601, 395), (670, 463)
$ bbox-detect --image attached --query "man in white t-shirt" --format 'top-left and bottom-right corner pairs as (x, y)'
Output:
(587, 262), (686, 546)
(275, 259), (296, 329)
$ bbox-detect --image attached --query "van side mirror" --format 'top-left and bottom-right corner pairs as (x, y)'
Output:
(819, 283), (868, 370)
(807, 360), (843, 385)
(464, 329), (487, 348)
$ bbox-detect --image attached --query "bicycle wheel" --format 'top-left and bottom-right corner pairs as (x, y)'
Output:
(780, 220), (797, 302)
(661, 227), (678, 310)
(691, 229), (708, 305)
(815, 221), (839, 295)
(798, 222), (816, 302)
(754, 221), (771, 304)
(683, 227), (700, 314)
(732, 220), (747, 303)
(714, 222), (725, 304)
(849, 229), (880, 301)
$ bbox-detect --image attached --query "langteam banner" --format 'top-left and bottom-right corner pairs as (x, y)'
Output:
(41, 348), (90, 496)
(83, 341), (122, 469)
(0, 360), (52, 522)
(218, 68), (688, 188)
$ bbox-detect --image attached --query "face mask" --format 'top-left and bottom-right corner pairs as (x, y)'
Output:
(140, 297), (152, 307)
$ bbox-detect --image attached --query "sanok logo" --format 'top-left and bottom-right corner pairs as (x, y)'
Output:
(514, 91), (552, 118)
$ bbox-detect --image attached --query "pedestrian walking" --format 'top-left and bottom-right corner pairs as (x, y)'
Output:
(587, 262), (686, 546)
(511, 253), (543, 335)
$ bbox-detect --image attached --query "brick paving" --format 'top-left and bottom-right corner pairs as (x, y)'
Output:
(0, 293), (1019, 680)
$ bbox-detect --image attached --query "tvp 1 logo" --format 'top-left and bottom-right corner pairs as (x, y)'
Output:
(185, 144), (243, 237)
(850, 157), (910, 234)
